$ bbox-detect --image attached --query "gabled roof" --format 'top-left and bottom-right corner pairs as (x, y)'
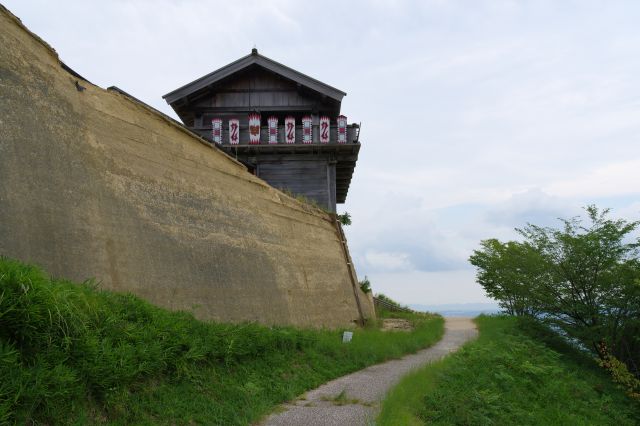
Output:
(163, 48), (347, 105)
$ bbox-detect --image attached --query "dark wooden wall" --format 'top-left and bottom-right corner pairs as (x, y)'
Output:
(255, 155), (337, 212)
(180, 67), (340, 128)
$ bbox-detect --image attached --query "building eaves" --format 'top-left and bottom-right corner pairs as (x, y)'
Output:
(162, 50), (346, 105)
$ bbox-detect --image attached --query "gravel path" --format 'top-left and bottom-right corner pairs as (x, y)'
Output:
(259, 317), (478, 426)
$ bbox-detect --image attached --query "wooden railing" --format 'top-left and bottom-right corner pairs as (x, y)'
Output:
(195, 123), (360, 146)
(373, 296), (413, 313)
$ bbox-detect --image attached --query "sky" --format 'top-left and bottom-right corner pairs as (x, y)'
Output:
(6, 0), (640, 306)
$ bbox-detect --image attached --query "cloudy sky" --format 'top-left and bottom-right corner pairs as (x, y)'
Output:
(7, 0), (640, 306)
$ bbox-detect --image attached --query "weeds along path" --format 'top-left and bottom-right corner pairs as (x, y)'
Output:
(259, 317), (477, 426)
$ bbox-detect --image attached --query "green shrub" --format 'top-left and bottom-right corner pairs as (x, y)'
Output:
(337, 212), (352, 226)
(596, 344), (640, 400)
(359, 276), (371, 293)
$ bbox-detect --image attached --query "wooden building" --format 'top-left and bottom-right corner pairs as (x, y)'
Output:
(163, 48), (360, 212)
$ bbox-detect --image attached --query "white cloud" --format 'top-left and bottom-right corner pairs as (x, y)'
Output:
(6, 0), (640, 305)
(545, 159), (640, 199)
(485, 188), (578, 229)
(367, 269), (491, 306)
(364, 250), (413, 272)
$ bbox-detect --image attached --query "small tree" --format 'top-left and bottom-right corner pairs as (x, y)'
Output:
(359, 276), (372, 294)
(469, 239), (546, 317)
(470, 206), (640, 376)
(518, 207), (640, 360)
(337, 212), (352, 226)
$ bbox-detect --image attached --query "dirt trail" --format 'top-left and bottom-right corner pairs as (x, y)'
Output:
(259, 317), (478, 426)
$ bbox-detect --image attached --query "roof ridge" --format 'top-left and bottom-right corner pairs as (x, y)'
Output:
(163, 50), (346, 105)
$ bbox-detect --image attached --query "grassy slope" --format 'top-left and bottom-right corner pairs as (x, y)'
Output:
(378, 315), (640, 426)
(0, 257), (444, 425)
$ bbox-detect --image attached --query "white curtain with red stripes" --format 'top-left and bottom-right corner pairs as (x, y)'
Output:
(211, 118), (222, 144)
(302, 116), (312, 144)
(268, 116), (278, 144)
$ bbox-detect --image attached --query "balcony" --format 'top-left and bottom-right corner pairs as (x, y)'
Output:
(193, 123), (360, 146)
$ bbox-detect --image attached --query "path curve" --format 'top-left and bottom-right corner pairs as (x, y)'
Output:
(260, 317), (478, 426)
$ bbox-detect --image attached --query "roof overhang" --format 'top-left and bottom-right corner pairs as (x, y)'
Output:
(163, 50), (346, 106)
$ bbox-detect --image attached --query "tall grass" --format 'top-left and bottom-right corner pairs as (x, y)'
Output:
(0, 257), (444, 425)
(378, 315), (640, 425)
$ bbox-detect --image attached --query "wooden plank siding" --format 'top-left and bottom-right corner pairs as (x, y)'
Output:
(182, 68), (339, 117)
(255, 156), (337, 213)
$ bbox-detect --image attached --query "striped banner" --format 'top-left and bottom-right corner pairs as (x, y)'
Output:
(319, 116), (330, 144)
(337, 115), (347, 144)
(248, 113), (261, 144)
(302, 115), (312, 144)
(229, 118), (239, 145)
(285, 116), (295, 144)
(268, 116), (278, 144)
(211, 118), (222, 144)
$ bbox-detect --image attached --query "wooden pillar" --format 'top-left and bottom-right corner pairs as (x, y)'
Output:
(327, 160), (337, 213)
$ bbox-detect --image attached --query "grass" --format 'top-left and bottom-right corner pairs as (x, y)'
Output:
(0, 256), (444, 425)
(378, 315), (640, 426)
(376, 309), (419, 320)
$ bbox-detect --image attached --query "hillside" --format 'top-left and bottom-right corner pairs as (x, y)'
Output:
(378, 315), (640, 425)
(0, 257), (443, 425)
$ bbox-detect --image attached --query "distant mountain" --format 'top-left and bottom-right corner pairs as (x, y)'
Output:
(410, 302), (501, 317)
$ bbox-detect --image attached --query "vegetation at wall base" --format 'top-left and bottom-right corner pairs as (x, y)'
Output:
(378, 315), (640, 426)
(0, 257), (444, 425)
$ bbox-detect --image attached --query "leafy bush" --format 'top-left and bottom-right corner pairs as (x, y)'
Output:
(359, 276), (371, 293)
(337, 212), (352, 226)
(596, 342), (640, 400)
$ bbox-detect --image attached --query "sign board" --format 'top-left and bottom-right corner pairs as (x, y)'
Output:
(228, 118), (239, 145)
(302, 115), (312, 144)
(285, 116), (295, 144)
(337, 115), (347, 144)
(211, 118), (222, 144)
(319, 116), (330, 144)
(249, 113), (261, 144)
(268, 116), (278, 144)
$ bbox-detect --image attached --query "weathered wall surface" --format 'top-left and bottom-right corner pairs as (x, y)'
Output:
(0, 7), (374, 327)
